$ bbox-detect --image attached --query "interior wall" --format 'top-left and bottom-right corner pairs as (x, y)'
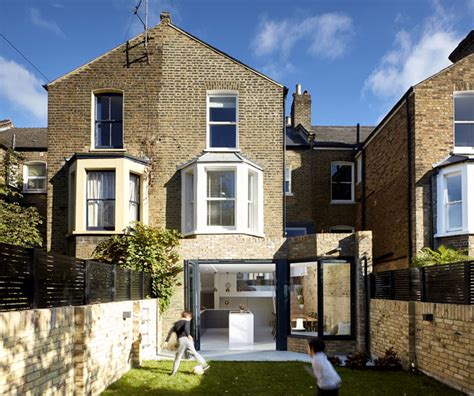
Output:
(217, 297), (274, 327)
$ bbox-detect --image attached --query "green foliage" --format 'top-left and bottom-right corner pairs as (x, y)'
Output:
(374, 347), (403, 371)
(412, 246), (472, 267)
(0, 148), (42, 247)
(345, 351), (370, 369)
(93, 223), (182, 311)
(0, 200), (43, 247)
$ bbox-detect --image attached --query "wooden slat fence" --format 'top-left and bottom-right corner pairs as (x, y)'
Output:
(371, 261), (474, 304)
(0, 243), (153, 312)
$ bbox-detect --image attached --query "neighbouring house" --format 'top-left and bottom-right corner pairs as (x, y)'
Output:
(0, 119), (48, 241)
(356, 30), (474, 271)
(285, 84), (374, 236)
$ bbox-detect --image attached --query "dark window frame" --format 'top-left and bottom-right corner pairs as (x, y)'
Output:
(86, 170), (116, 231)
(95, 93), (123, 149)
(287, 257), (356, 341)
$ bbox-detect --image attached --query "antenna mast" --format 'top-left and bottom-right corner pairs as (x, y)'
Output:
(125, 0), (152, 67)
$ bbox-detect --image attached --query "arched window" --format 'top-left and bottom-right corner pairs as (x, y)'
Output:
(23, 162), (47, 193)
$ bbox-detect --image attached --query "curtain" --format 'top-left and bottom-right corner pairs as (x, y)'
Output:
(129, 174), (140, 224)
(87, 171), (115, 229)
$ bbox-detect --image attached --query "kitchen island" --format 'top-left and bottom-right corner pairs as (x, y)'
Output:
(228, 310), (254, 349)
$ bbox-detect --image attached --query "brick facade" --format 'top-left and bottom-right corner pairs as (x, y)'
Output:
(46, 15), (284, 256)
(286, 148), (356, 232)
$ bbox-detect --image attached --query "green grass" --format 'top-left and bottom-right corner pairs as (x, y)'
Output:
(102, 361), (463, 396)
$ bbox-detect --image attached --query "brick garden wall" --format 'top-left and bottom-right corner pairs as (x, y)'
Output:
(370, 299), (474, 394)
(0, 299), (158, 396)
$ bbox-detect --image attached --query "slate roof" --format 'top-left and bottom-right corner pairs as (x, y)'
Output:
(432, 154), (474, 169)
(0, 128), (47, 150)
(286, 125), (375, 148)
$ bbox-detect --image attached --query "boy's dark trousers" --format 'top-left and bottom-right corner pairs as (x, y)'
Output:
(316, 387), (339, 396)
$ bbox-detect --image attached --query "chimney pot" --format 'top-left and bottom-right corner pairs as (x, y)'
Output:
(286, 116), (292, 127)
(296, 84), (302, 95)
(160, 11), (171, 24)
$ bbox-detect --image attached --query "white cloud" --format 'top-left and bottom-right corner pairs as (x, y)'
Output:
(261, 61), (295, 81)
(0, 57), (47, 122)
(252, 13), (353, 60)
(364, 2), (461, 99)
(29, 7), (65, 38)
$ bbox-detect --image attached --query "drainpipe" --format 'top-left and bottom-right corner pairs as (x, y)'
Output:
(283, 87), (289, 237)
(363, 256), (371, 356)
(405, 92), (414, 264)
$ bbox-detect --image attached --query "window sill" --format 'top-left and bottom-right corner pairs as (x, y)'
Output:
(330, 200), (355, 205)
(204, 148), (240, 152)
(89, 148), (127, 152)
(434, 230), (472, 238)
(71, 230), (121, 236)
(182, 230), (265, 238)
(22, 190), (47, 194)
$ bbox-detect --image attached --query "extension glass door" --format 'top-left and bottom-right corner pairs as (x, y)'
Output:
(184, 260), (201, 350)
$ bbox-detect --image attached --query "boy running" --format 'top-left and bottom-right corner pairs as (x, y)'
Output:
(164, 311), (209, 376)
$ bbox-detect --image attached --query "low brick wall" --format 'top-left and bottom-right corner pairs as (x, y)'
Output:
(370, 299), (473, 394)
(0, 299), (158, 396)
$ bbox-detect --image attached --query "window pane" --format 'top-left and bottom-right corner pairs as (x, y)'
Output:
(454, 123), (474, 147)
(28, 164), (46, 177)
(87, 171), (115, 199)
(96, 95), (110, 120)
(184, 172), (194, 232)
(207, 171), (235, 198)
(110, 95), (123, 121)
(290, 262), (318, 336)
(209, 96), (236, 122)
(27, 178), (46, 190)
(332, 183), (352, 201)
(454, 95), (474, 121)
(207, 200), (235, 226)
(286, 228), (307, 237)
(96, 122), (111, 147)
(323, 261), (351, 336)
(129, 174), (140, 202)
(448, 202), (462, 229)
(331, 164), (352, 182)
(210, 125), (237, 148)
(111, 122), (123, 148)
(87, 200), (115, 229)
(446, 174), (461, 202)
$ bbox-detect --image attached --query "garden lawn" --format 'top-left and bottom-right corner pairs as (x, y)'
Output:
(102, 361), (463, 396)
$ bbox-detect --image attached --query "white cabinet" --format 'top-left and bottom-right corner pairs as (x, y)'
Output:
(228, 311), (254, 349)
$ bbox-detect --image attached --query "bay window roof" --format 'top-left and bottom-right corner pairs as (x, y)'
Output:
(177, 151), (263, 171)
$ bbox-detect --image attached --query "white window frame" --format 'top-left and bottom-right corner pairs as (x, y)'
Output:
(453, 91), (474, 154)
(285, 166), (293, 196)
(330, 161), (355, 204)
(206, 91), (239, 151)
(23, 161), (47, 193)
(329, 225), (355, 233)
(444, 172), (463, 232)
(206, 168), (236, 228)
(356, 156), (362, 185)
(248, 170), (258, 233)
(181, 162), (264, 237)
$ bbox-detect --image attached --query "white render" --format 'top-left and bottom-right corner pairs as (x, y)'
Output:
(228, 311), (254, 349)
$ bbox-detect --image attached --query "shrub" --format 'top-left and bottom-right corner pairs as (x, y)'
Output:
(374, 347), (403, 371)
(327, 356), (342, 367)
(345, 351), (370, 369)
(93, 223), (182, 312)
(412, 245), (471, 267)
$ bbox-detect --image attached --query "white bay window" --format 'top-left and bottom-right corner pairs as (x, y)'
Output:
(180, 152), (263, 236)
(435, 162), (474, 237)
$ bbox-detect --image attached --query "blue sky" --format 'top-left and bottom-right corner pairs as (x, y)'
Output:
(1, 0), (473, 127)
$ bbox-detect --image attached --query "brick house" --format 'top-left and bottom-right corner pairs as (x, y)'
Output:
(38, 12), (367, 354)
(285, 85), (374, 236)
(356, 30), (474, 271)
(0, 119), (48, 240)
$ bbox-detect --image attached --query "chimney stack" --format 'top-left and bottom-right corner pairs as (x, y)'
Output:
(0, 119), (14, 132)
(160, 11), (171, 25)
(291, 84), (311, 130)
(449, 30), (474, 63)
